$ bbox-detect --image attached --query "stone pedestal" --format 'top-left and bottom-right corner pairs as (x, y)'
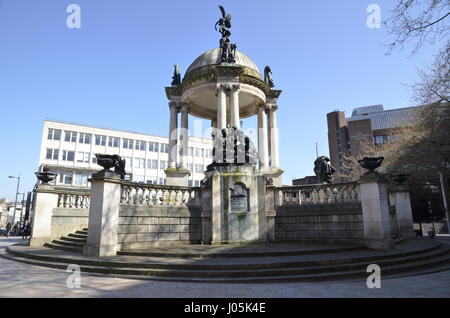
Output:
(265, 185), (277, 241)
(359, 173), (394, 250)
(203, 164), (267, 245)
(30, 185), (59, 247)
(390, 187), (415, 239)
(165, 168), (190, 186)
(83, 171), (121, 257)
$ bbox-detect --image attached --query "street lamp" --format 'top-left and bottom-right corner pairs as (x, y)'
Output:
(8, 175), (20, 228)
(17, 192), (26, 229)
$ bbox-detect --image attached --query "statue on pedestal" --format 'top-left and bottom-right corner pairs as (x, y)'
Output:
(171, 64), (181, 86)
(215, 5), (236, 64)
(314, 156), (336, 184)
(264, 66), (275, 88)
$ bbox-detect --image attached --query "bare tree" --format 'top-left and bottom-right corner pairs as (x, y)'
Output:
(384, 0), (450, 55)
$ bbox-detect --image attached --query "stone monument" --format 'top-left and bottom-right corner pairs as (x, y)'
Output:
(162, 5), (283, 243)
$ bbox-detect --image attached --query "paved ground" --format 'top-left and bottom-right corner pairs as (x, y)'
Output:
(0, 237), (449, 298)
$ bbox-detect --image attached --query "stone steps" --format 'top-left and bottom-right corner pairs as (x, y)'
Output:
(4, 240), (450, 283)
(117, 245), (366, 259)
(67, 233), (87, 239)
(3, 247), (450, 283)
(44, 229), (88, 253)
(59, 236), (87, 243)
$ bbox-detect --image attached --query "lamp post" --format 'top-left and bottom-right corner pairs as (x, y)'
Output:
(17, 192), (25, 229)
(8, 175), (20, 228)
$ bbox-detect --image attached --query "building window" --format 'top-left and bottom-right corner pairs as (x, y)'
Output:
(205, 149), (213, 158)
(95, 135), (106, 146)
(134, 158), (145, 169)
(159, 177), (165, 185)
(374, 135), (389, 145)
(62, 150), (75, 161)
(188, 147), (194, 156)
(108, 137), (120, 148)
(149, 142), (159, 152)
(147, 159), (158, 170)
(146, 177), (157, 185)
(159, 160), (167, 171)
(64, 131), (77, 142)
(122, 138), (134, 149)
(188, 163), (193, 171)
(135, 140), (146, 151)
(188, 180), (193, 187)
(79, 133), (92, 144)
(92, 156), (97, 164)
(194, 164), (204, 173)
(195, 148), (204, 157)
(46, 148), (59, 160)
(133, 175), (145, 183)
(76, 151), (90, 163)
(194, 180), (200, 187)
(75, 173), (88, 186)
(160, 143), (169, 153)
(124, 157), (133, 169)
(59, 172), (73, 185)
(47, 128), (61, 140)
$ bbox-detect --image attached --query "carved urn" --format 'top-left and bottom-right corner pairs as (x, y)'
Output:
(358, 157), (384, 172)
(390, 173), (410, 185)
(35, 172), (57, 184)
(95, 154), (118, 171)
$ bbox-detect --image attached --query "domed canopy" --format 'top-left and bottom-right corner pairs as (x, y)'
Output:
(185, 48), (262, 80)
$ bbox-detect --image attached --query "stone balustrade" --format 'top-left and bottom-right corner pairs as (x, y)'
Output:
(56, 191), (90, 209)
(120, 182), (201, 207)
(276, 182), (360, 206)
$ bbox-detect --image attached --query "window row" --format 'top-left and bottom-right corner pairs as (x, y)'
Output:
(47, 129), (170, 152)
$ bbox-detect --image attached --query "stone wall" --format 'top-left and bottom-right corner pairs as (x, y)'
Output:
(51, 208), (89, 240)
(275, 202), (365, 244)
(118, 205), (202, 250)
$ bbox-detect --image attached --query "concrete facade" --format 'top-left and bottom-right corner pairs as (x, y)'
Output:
(39, 120), (213, 188)
(327, 105), (423, 170)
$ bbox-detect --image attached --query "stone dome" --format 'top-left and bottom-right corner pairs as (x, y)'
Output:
(185, 48), (262, 79)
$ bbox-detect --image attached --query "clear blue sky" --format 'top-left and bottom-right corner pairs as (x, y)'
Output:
(0, 0), (443, 200)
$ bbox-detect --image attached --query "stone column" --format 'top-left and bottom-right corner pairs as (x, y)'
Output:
(268, 105), (280, 169)
(168, 104), (179, 169)
(391, 187), (415, 238)
(180, 105), (189, 169)
(359, 174), (394, 249)
(258, 106), (269, 169)
(83, 171), (121, 257)
(230, 84), (240, 129)
(216, 84), (227, 130)
(29, 185), (59, 247)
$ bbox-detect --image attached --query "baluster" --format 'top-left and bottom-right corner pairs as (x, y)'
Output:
(74, 195), (79, 208)
(57, 194), (62, 207)
(152, 189), (158, 205)
(180, 190), (187, 206)
(342, 186), (349, 202)
(160, 189), (166, 205)
(120, 187), (126, 203)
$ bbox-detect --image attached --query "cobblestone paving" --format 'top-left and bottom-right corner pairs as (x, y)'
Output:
(0, 237), (449, 298)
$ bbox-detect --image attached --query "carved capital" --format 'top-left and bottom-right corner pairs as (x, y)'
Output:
(231, 83), (241, 91)
(181, 104), (190, 113)
(266, 103), (278, 112)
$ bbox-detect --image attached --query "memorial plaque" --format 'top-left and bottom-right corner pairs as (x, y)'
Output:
(230, 182), (249, 212)
(231, 196), (248, 212)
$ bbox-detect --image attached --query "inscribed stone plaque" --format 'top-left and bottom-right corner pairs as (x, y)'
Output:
(230, 196), (248, 211)
(230, 182), (249, 212)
